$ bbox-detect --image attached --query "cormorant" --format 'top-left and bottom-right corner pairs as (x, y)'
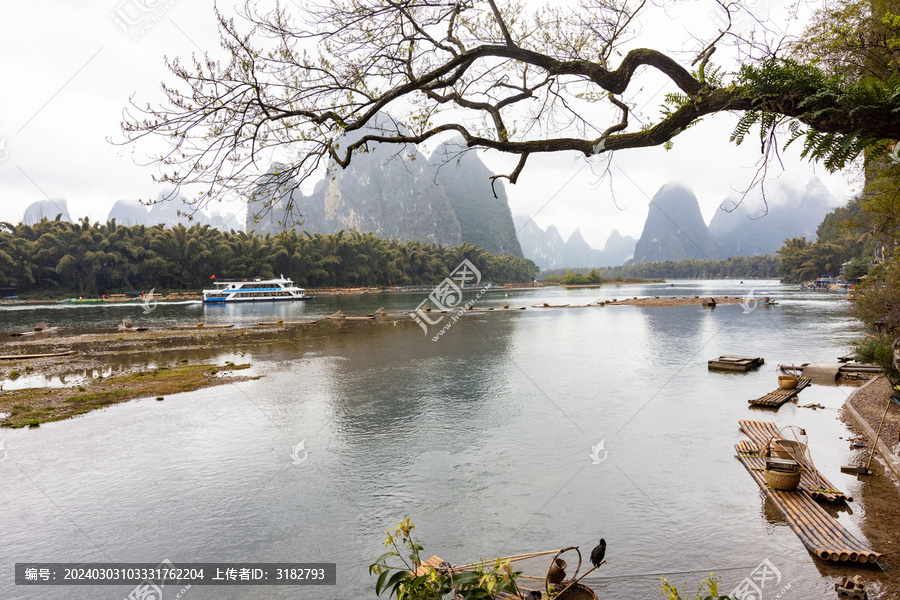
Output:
(590, 539), (606, 567)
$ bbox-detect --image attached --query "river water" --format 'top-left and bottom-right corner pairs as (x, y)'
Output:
(0, 280), (889, 599)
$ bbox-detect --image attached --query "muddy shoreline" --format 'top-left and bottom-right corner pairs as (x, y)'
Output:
(0, 325), (340, 428)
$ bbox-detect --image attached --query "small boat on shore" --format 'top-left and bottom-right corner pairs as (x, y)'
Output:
(202, 276), (310, 303)
(172, 322), (235, 330)
(256, 319), (318, 326)
(0, 350), (76, 360)
(10, 322), (59, 337)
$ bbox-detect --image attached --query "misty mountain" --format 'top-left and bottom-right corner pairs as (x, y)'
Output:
(248, 119), (523, 254)
(144, 191), (240, 230)
(23, 199), (72, 224)
(21, 195), (239, 230)
(632, 182), (719, 263)
(429, 138), (522, 256)
(514, 217), (567, 269)
(514, 216), (636, 269)
(107, 199), (150, 226)
(709, 177), (839, 257)
(604, 230), (636, 266)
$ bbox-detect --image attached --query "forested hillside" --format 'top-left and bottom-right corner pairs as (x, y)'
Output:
(0, 219), (537, 296)
(539, 255), (780, 281)
(777, 198), (873, 282)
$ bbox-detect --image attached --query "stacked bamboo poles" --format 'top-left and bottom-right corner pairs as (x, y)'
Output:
(735, 440), (881, 563)
(739, 420), (851, 502)
(748, 378), (812, 408)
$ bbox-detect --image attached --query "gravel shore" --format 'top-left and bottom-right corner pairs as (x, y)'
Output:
(846, 375), (900, 454)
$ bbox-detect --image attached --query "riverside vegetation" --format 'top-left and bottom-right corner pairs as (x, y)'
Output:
(0, 219), (537, 297)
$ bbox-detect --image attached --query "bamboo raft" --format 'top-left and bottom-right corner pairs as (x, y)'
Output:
(738, 420), (851, 503)
(0, 350), (76, 360)
(326, 310), (374, 321)
(748, 378), (812, 408)
(735, 441), (878, 562)
(531, 303), (570, 308)
(708, 355), (764, 372)
(171, 323), (234, 329)
(256, 320), (318, 326)
(10, 327), (60, 337)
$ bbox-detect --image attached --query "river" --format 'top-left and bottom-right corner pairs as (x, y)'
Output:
(0, 280), (888, 599)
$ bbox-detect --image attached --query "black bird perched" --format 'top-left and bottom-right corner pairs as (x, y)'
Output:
(590, 539), (606, 568)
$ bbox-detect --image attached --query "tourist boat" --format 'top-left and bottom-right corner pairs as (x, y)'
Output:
(202, 277), (310, 303)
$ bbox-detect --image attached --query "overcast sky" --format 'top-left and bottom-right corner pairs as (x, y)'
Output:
(0, 0), (859, 249)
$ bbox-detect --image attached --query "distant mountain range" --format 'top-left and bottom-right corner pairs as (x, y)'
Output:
(708, 178), (837, 258)
(631, 178), (839, 264)
(517, 177), (841, 269)
(16, 143), (839, 270)
(20, 193), (240, 230)
(514, 216), (636, 269)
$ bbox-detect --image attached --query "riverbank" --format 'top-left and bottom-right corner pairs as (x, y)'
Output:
(842, 376), (900, 478)
(0, 362), (251, 428)
(556, 278), (662, 288)
(0, 326), (328, 428)
(841, 377), (900, 589)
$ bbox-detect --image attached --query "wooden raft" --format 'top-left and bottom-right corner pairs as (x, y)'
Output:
(735, 440), (878, 562)
(708, 355), (764, 372)
(738, 420), (851, 503)
(748, 378), (811, 408)
(0, 350), (76, 360)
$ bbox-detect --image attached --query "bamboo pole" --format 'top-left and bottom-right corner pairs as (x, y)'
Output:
(865, 394), (893, 472)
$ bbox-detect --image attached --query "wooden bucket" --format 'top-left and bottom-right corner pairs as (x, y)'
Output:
(778, 375), (798, 389)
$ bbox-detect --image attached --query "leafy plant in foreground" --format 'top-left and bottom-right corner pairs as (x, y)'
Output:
(370, 518), (521, 600)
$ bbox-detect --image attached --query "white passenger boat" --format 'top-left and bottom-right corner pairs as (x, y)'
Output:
(202, 277), (310, 303)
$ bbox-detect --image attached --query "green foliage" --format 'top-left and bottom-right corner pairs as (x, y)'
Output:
(0, 219), (538, 295)
(561, 269), (602, 285)
(854, 275), (900, 327)
(730, 59), (900, 172)
(369, 518), (520, 600)
(853, 334), (900, 382)
(776, 197), (873, 283)
(661, 573), (733, 600)
(540, 255), (780, 281)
